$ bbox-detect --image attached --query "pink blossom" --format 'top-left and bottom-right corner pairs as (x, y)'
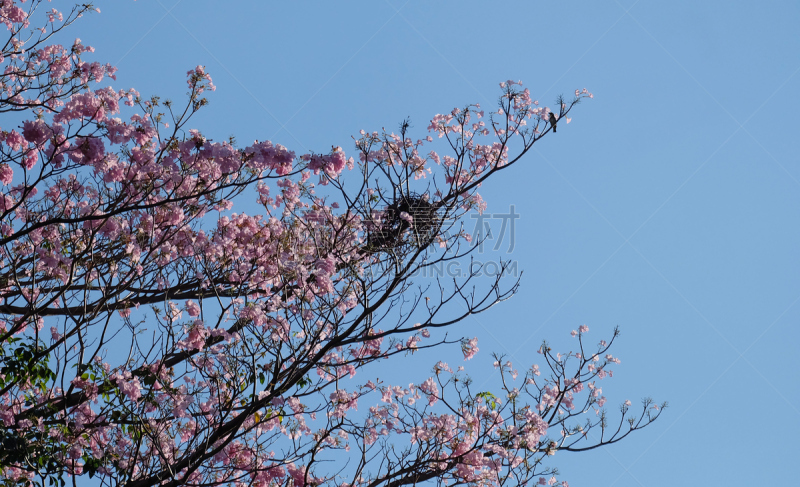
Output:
(177, 320), (210, 351)
(22, 120), (50, 146)
(462, 337), (479, 360)
(105, 117), (133, 144)
(22, 150), (38, 170)
(419, 377), (439, 405)
(4, 130), (24, 151)
(329, 389), (358, 418)
(185, 300), (201, 317)
(0, 164), (12, 185)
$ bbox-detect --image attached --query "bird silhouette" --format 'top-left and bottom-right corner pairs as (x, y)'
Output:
(549, 112), (558, 133)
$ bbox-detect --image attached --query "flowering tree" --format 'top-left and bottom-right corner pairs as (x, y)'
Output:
(0, 2), (665, 487)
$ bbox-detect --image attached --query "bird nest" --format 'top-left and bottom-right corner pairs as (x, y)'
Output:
(366, 194), (441, 254)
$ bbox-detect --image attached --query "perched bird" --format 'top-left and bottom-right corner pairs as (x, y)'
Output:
(549, 112), (558, 133)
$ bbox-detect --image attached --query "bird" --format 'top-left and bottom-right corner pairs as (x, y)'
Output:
(549, 112), (558, 133)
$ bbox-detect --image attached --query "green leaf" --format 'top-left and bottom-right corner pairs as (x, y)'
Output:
(476, 391), (498, 410)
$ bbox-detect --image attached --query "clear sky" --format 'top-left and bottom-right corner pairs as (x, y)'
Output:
(70, 1), (799, 485)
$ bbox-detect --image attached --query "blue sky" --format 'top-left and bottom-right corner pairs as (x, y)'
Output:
(72, 1), (799, 485)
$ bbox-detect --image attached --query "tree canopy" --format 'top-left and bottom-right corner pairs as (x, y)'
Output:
(0, 3), (663, 486)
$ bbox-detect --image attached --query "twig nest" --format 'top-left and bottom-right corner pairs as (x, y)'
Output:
(367, 193), (440, 254)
